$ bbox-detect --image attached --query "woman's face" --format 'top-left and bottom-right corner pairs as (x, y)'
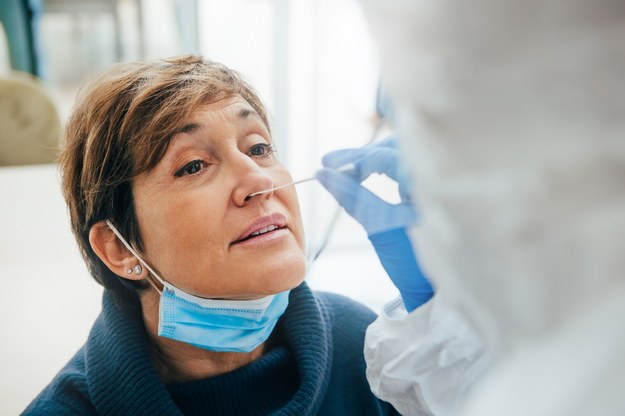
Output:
(132, 95), (306, 299)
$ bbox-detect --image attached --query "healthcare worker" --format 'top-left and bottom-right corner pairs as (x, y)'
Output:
(317, 136), (491, 416)
(322, 0), (625, 415)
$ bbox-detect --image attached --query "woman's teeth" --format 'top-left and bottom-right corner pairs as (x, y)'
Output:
(250, 224), (279, 237)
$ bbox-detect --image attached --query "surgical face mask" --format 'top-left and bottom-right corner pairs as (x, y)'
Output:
(105, 220), (290, 353)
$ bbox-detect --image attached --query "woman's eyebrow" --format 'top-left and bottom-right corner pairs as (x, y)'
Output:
(238, 108), (262, 121)
(178, 123), (201, 134)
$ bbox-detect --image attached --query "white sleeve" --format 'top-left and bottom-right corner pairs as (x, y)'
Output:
(365, 296), (491, 416)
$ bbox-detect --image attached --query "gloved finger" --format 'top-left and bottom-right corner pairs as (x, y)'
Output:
(356, 146), (401, 181)
(316, 168), (383, 215)
(354, 146), (415, 205)
(322, 146), (400, 183)
(369, 134), (397, 149)
(320, 135), (397, 171)
(316, 168), (417, 234)
(321, 147), (367, 170)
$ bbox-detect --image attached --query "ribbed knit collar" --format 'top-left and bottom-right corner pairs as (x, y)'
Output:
(84, 282), (332, 415)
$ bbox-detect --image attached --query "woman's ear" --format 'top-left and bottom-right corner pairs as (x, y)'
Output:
(89, 221), (146, 281)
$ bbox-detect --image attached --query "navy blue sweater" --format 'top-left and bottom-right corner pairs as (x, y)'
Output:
(24, 282), (398, 415)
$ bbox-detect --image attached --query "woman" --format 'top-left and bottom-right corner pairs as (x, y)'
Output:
(24, 55), (398, 415)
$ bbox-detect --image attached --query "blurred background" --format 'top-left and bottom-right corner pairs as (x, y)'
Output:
(0, 0), (399, 413)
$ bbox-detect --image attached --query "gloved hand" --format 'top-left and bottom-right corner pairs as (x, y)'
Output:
(316, 135), (434, 312)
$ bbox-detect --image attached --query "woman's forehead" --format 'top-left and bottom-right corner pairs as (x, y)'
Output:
(193, 96), (261, 122)
(175, 96), (267, 137)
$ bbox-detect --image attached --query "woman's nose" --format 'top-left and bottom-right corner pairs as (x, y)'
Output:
(231, 157), (274, 206)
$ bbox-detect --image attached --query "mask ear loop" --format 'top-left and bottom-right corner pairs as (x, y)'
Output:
(105, 219), (165, 295)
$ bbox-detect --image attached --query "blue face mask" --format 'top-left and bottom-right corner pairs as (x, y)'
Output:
(106, 220), (290, 353)
(159, 282), (289, 352)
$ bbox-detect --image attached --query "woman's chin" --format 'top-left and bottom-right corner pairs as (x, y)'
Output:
(253, 257), (307, 295)
(269, 265), (307, 294)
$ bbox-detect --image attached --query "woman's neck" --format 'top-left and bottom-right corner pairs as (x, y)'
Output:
(139, 289), (265, 384)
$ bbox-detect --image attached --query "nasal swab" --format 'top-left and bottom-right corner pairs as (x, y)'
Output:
(248, 163), (355, 197)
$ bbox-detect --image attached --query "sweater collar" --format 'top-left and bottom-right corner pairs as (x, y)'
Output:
(84, 282), (332, 415)
(85, 293), (178, 415)
(278, 281), (333, 414)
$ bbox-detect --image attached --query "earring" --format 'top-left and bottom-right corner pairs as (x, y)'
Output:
(126, 268), (133, 274)
(133, 264), (143, 275)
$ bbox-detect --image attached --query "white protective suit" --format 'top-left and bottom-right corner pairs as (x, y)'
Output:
(364, 297), (491, 416)
(360, 0), (625, 415)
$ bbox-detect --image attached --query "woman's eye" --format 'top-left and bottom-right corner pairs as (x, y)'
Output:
(248, 143), (275, 158)
(175, 160), (204, 177)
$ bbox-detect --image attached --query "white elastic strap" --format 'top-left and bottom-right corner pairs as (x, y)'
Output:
(105, 219), (166, 294)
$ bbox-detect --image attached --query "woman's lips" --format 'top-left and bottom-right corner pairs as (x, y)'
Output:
(232, 213), (288, 245)
(232, 227), (289, 246)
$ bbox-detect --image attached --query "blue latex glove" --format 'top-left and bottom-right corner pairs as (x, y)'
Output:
(316, 136), (434, 311)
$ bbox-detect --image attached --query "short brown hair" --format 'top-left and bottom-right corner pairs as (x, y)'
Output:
(60, 55), (270, 304)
